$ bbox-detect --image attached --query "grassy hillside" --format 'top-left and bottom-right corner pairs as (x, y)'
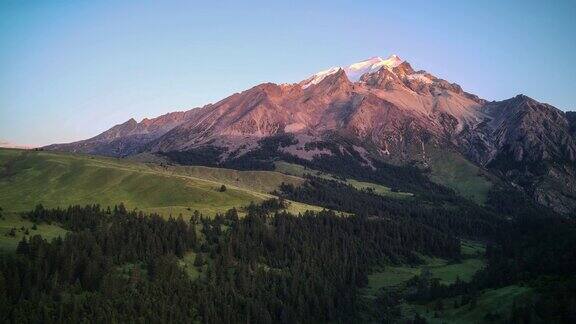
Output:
(363, 241), (485, 297)
(360, 240), (532, 323)
(426, 147), (494, 205)
(153, 164), (305, 194)
(274, 161), (413, 198)
(0, 149), (322, 217)
(405, 285), (533, 323)
(0, 212), (67, 252)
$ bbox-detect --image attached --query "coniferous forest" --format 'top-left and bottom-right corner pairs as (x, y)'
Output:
(4, 2), (576, 322)
(2, 184), (575, 323)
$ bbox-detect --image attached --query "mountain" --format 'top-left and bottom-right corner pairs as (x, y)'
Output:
(481, 95), (576, 213)
(45, 55), (576, 214)
(44, 110), (198, 156)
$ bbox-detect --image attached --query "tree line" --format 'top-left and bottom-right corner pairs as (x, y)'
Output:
(0, 199), (462, 323)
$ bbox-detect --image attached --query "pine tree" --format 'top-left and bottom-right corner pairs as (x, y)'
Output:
(194, 253), (204, 267)
(16, 237), (29, 255)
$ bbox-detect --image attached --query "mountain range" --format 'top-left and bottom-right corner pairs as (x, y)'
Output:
(45, 55), (576, 214)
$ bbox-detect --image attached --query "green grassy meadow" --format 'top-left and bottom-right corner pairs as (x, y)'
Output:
(0, 149), (322, 218)
(404, 285), (533, 323)
(154, 163), (305, 194)
(0, 212), (68, 252)
(177, 251), (203, 281)
(364, 241), (486, 296)
(361, 240), (531, 323)
(274, 161), (413, 198)
(426, 147), (494, 205)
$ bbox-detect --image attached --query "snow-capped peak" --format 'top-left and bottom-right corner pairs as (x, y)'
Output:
(301, 55), (405, 88)
(344, 55), (404, 81)
(301, 67), (342, 89)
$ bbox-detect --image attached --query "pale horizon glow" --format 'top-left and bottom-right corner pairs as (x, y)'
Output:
(1, 0), (575, 146)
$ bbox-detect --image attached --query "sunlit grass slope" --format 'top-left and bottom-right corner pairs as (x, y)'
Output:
(274, 161), (413, 198)
(0, 212), (68, 252)
(0, 149), (321, 217)
(426, 147), (494, 205)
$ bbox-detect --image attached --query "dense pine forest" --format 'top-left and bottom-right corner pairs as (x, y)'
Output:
(1, 144), (575, 323)
(1, 201), (458, 322)
(1, 184), (575, 322)
(3, 1), (575, 322)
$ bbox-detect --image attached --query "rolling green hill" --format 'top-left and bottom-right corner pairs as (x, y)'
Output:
(426, 147), (494, 205)
(274, 161), (413, 198)
(0, 212), (68, 252)
(0, 149), (322, 218)
(363, 241), (486, 297)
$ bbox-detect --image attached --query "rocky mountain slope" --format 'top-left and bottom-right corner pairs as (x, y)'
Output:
(45, 55), (576, 214)
(44, 110), (199, 156)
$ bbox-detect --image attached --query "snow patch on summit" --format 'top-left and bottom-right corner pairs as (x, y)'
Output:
(344, 55), (404, 81)
(301, 55), (404, 88)
(301, 67), (342, 89)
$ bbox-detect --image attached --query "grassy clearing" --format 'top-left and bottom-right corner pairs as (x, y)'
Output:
(0, 149), (324, 218)
(365, 266), (422, 294)
(0, 212), (67, 252)
(426, 147), (493, 205)
(284, 200), (330, 214)
(461, 240), (485, 257)
(404, 285), (533, 323)
(361, 239), (525, 323)
(177, 251), (203, 281)
(274, 161), (413, 198)
(365, 258), (484, 295)
(364, 241), (486, 297)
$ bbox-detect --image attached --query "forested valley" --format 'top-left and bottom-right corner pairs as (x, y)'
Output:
(1, 180), (575, 323)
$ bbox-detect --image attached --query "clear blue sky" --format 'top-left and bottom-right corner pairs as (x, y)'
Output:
(1, 0), (575, 146)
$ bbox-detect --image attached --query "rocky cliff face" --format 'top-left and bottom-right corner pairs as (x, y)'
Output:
(567, 111), (576, 137)
(476, 96), (576, 214)
(45, 55), (576, 214)
(483, 95), (576, 163)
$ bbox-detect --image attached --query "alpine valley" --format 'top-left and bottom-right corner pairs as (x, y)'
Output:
(46, 55), (576, 215)
(2, 54), (576, 324)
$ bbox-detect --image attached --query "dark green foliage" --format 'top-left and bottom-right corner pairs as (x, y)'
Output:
(223, 133), (298, 170)
(397, 191), (576, 322)
(290, 143), (458, 200)
(2, 177), (575, 322)
(1, 200), (462, 323)
(371, 290), (402, 322)
(1, 204), (200, 323)
(162, 133), (298, 171)
(486, 185), (558, 219)
(193, 253), (204, 267)
(160, 135), (456, 200)
(249, 197), (287, 213)
(276, 176), (501, 238)
(162, 146), (226, 167)
(194, 207), (459, 323)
